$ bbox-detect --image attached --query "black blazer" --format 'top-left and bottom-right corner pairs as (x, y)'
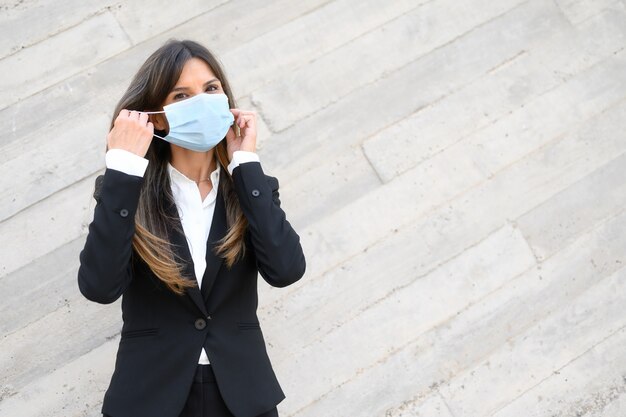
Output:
(77, 161), (306, 417)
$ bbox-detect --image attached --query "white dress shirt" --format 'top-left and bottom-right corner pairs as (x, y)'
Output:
(105, 148), (260, 364)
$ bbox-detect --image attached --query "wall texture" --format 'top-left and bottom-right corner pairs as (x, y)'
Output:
(1, 0), (626, 416)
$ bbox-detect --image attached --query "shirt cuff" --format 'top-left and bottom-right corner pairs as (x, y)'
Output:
(227, 151), (260, 176)
(105, 148), (149, 177)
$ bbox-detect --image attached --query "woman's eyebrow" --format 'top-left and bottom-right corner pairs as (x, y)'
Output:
(171, 78), (220, 92)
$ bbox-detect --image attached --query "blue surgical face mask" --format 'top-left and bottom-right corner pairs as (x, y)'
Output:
(141, 93), (234, 152)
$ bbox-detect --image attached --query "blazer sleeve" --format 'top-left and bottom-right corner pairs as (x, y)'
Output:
(231, 161), (306, 288)
(77, 168), (144, 304)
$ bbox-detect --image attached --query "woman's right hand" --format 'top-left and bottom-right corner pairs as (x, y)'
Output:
(107, 109), (154, 157)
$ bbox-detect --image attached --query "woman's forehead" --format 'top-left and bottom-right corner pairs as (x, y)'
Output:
(175, 57), (218, 87)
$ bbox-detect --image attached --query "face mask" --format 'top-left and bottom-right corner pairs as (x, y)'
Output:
(141, 93), (234, 152)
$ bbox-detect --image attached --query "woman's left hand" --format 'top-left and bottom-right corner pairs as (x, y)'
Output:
(226, 109), (257, 161)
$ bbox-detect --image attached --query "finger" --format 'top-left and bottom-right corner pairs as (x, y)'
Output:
(236, 111), (255, 121)
(247, 117), (256, 134)
(117, 109), (130, 120)
(146, 121), (154, 133)
(239, 114), (254, 128)
(230, 108), (241, 117)
(129, 110), (140, 120)
(138, 111), (149, 126)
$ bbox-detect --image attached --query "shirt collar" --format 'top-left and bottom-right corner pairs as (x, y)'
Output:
(167, 161), (221, 189)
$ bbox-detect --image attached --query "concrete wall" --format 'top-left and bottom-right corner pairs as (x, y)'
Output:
(1, 0), (626, 415)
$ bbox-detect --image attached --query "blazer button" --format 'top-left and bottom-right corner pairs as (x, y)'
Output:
(194, 318), (206, 330)
(120, 208), (129, 217)
(251, 189), (260, 197)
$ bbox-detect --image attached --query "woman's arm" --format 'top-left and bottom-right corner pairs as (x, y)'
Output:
(231, 160), (306, 288)
(79, 109), (153, 303)
(77, 150), (147, 304)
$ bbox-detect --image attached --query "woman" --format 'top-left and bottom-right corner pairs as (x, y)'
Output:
(77, 39), (306, 417)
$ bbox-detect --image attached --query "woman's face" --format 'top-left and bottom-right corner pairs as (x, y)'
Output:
(151, 57), (225, 131)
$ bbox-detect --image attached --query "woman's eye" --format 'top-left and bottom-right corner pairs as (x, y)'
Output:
(173, 86), (217, 100)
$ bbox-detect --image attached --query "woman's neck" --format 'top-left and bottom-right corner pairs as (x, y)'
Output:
(169, 146), (217, 183)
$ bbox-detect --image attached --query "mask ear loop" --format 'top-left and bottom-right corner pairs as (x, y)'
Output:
(138, 110), (167, 140)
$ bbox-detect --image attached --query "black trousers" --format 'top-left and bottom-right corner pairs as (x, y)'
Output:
(103, 364), (279, 417)
(179, 364), (279, 417)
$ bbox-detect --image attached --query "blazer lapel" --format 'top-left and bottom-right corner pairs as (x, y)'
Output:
(166, 200), (207, 317)
(201, 182), (226, 304)
(165, 181), (227, 316)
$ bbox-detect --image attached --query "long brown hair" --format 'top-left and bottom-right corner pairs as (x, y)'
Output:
(102, 39), (248, 295)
